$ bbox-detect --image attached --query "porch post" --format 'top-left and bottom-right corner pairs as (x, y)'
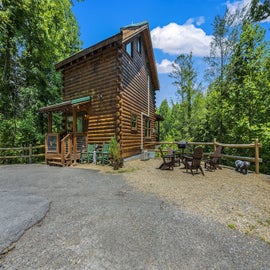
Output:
(48, 112), (52, 133)
(73, 108), (77, 158)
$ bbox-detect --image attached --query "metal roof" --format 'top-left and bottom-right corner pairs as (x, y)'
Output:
(39, 96), (91, 113)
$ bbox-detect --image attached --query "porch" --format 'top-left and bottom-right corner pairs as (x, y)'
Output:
(40, 96), (91, 166)
(45, 132), (87, 166)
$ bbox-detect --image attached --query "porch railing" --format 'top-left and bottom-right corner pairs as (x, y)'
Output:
(61, 134), (72, 164)
(45, 132), (87, 164)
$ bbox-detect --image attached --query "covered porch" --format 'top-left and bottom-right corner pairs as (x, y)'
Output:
(40, 96), (91, 166)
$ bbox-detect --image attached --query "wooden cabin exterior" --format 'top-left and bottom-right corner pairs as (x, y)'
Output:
(40, 21), (160, 166)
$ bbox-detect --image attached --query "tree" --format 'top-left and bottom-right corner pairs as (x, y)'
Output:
(169, 52), (200, 138)
(156, 99), (172, 141)
(225, 22), (270, 142)
(0, 0), (82, 146)
(249, 0), (270, 22)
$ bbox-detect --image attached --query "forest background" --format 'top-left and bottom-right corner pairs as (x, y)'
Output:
(0, 0), (270, 173)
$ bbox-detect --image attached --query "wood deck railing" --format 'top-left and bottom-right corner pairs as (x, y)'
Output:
(157, 138), (262, 174)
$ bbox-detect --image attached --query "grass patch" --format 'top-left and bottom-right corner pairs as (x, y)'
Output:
(248, 224), (256, 231)
(106, 168), (136, 174)
(228, 223), (236, 229)
(257, 219), (270, 226)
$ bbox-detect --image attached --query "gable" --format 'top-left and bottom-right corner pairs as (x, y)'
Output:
(55, 21), (159, 91)
(121, 22), (159, 90)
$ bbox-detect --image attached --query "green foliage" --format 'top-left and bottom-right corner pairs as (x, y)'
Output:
(249, 0), (270, 22)
(160, 52), (206, 142)
(0, 0), (82, 147)
(157, 8), (270, 174)
(109, 136), (121, 170)
(109, 136), (120, 160)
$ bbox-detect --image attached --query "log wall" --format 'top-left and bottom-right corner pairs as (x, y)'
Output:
(120, 34), (157, 157)
(60, 43), (120, 147)
(58, 32), (157, 158)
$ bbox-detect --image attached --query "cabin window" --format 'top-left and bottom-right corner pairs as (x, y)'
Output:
(125, 42), (133, 58)
(137, 37), (142, 54)
(65, 113), (87, 133)
(131, 114), (137, 131)
(144, 118), (151, 138)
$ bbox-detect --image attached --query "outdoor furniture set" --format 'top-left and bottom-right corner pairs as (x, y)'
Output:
(158, 143), (223, 176)
(80, 143), (110, 165)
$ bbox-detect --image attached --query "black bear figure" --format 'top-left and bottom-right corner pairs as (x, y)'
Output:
(235, 160), (250, 174)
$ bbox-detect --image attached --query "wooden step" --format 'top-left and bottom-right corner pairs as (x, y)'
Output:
(46, 153), (76, 167)
(48, 161), (64, 167)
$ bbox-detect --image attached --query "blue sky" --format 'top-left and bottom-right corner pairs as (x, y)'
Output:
(72, 0), (269, 107)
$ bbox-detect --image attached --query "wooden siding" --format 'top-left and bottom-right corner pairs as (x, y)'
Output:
(60, 44), (120, 148)
(54, 23), (159, 159)
(120, 34), (157, 157)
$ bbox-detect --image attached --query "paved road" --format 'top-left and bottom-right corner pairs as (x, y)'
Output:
(0, 190), (50, 254)
(0, 164), (269, 269)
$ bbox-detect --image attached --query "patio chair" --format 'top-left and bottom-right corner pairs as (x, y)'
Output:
(185, 146), (205, 176)
(80, 144), (96, 163)
(204, 145), (222, 171)
(96, 143), (110, 165)
(158, 147), (174, 170)
(167, 146), (181, 167)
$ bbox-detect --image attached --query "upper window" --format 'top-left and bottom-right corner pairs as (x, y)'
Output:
(125, 42), (133, 58)
(137, 37), (142, 54)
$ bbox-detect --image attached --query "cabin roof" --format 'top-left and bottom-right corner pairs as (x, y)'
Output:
(56, 21), (159, 90)
(39, 96), (91, 113)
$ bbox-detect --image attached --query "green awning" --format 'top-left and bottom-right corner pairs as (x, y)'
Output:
(39, 96), (91, 113)
(71, 96), (91, 105)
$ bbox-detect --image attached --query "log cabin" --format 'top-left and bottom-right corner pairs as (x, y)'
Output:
(40, 21), (160, 166)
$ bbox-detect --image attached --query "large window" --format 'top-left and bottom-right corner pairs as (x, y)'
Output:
(65, 113), (87, 133)
(144, 118), (151, 138)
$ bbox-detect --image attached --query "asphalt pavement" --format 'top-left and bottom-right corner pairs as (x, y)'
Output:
(0, 190), (50, 254)
(0, 164), (269, 269)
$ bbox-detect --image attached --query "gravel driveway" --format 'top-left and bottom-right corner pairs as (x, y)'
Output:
(0, 164), (269, 269)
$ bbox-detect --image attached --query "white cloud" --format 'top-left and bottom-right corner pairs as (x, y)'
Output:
(151, 22), (213, 57)
(186, 16), (205, 26)
(156, 59), (174, 74)
(196, 16), (206, 26)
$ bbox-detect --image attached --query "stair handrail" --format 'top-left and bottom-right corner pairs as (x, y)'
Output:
(61, 134), (71, 165)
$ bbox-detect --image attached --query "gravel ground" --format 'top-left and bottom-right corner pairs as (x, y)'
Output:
(0, 162), (269, 269)
(90, 158), (270, 244)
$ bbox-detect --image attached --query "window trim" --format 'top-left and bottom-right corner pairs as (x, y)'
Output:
(131, 113), (138, 132)
(144, 117), (151, 138)
(125, 42), (133, 58)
